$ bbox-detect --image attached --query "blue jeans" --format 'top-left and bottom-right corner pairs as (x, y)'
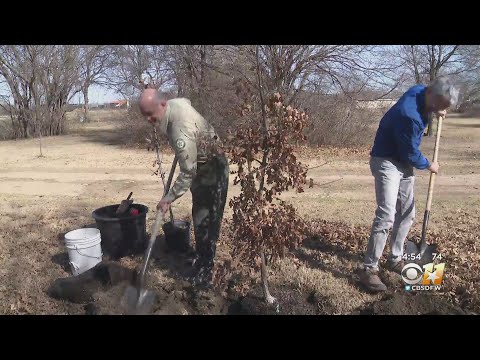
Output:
(364, 157), (416, 270)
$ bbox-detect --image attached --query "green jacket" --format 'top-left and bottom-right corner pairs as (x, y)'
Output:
(159, 98), (219, 203)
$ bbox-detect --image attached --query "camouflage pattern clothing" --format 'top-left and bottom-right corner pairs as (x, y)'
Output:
(158, 98), (229, 286)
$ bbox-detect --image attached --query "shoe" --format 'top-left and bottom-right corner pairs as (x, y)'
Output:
(359, 267), (387, 292)
(386, 259), (405, 275)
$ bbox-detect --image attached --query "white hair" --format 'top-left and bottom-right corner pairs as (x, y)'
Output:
(429, 76), (459, 107)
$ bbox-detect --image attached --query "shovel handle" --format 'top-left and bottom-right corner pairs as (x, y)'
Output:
(138, 211), (165, 290)
(164, 155), (179, 195)
(421, 115), (444, 246)
(425, 115), (443, 212)
(164, 155), (178, 224)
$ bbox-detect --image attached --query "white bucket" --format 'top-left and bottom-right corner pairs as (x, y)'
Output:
(64, 228), (103, 276)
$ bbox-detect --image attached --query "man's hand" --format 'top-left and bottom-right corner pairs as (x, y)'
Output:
(428, 161), (439, 174)
(435, 110), (447, 118)
(157, 199), (171, 215)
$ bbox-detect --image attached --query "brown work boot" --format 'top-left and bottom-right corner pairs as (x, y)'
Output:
(386, 259), (405, 275)
(359, 268), (387, 292)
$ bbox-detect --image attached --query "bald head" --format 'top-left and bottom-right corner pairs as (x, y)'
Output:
(139, 88), (167, 124)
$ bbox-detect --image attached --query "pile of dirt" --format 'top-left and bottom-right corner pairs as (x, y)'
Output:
(48, 261), (136, 304)
(231, 284), (470, 315)
(86, 282), (135, 315)
(47, 259), (232, 315)
(368, 293), (467, 315)
(230, 284), (321, 315)
(87, 282), (230, 315)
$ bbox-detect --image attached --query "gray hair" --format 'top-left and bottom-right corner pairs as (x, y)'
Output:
(429, 76), (459, 107)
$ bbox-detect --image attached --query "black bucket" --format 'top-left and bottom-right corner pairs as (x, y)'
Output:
(92, 204), (149, 260)
(163, 220), (191, 253)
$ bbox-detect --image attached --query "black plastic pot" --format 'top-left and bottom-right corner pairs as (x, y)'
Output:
(163, 220), (191, 253)
(92, 204), (148, 260)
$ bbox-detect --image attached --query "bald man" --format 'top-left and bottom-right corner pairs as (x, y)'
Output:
(139, 89), (229, 288)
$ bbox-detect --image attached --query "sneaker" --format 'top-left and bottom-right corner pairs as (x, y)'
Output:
(386, 259), (405, 275)
(359, 268), (387, 292)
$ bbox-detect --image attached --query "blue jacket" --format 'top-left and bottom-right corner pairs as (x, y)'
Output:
(371, 85), (430, 169)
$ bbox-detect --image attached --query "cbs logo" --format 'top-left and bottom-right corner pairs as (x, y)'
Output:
(401, 263), (424, 285)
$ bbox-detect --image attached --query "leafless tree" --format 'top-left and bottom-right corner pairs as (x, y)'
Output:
(104, 45), (173, 99)
(394, 45), (480, 135)
(0, 45), (82, 145)
(78, 45), (111, 122)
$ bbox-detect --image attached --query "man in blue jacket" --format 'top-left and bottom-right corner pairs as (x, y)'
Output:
(360, 76), (458, 292)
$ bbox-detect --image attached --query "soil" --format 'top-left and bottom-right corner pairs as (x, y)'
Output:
(366, 293), (467, 315)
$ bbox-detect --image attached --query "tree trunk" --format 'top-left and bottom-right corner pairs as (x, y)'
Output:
(260, 246), (276, 304)
(254, 45), (277, 305)
(21, 113), (29, 138)
(198, 45), (207, 114)
(38, 128), (44, 157)
(82, 86), (89, 123)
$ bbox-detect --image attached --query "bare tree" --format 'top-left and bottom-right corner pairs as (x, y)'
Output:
(161, 45), (222, 117)
(394, 45), (480, 135)
(0, 45), (82, 143)
(78, 46), (111, 122)
(105, 45), (173, 99)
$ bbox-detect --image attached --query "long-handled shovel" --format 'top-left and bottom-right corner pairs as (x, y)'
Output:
(405, 115), (444, 264)
(122, 156), (178, 314)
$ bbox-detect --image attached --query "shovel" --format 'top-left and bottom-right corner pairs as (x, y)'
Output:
(163, 155), (178, 224)
(124, 210), (165, 314)
(123, 156), (178, 314)
(405, 114), (444, 264)
(116, 192), (133, 216)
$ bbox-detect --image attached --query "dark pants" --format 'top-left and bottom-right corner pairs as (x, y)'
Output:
(190, 155), (229, 269)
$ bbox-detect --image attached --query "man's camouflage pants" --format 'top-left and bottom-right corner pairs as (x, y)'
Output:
(190, 154), (229, 279)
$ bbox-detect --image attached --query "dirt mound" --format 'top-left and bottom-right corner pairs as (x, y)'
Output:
(47, 260), (232, 315)
(228, 274), (470, 315)
(230, 285), (323, 315)
(48, 261), (136, 304)
(366, 293), (466, 315)
(88, 282), (230, 315)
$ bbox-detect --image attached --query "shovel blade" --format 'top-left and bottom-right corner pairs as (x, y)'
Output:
(405, 240), (438, 266)
(123, 285), (157, 315)
(405, 240), (420, 256)
(419, 244), (438, 265)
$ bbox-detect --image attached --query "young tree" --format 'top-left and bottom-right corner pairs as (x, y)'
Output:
(222, 46), (310, 305)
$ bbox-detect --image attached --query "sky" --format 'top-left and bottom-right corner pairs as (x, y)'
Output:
(71, 85), (122, 105)
(0, 82), (122, 105)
